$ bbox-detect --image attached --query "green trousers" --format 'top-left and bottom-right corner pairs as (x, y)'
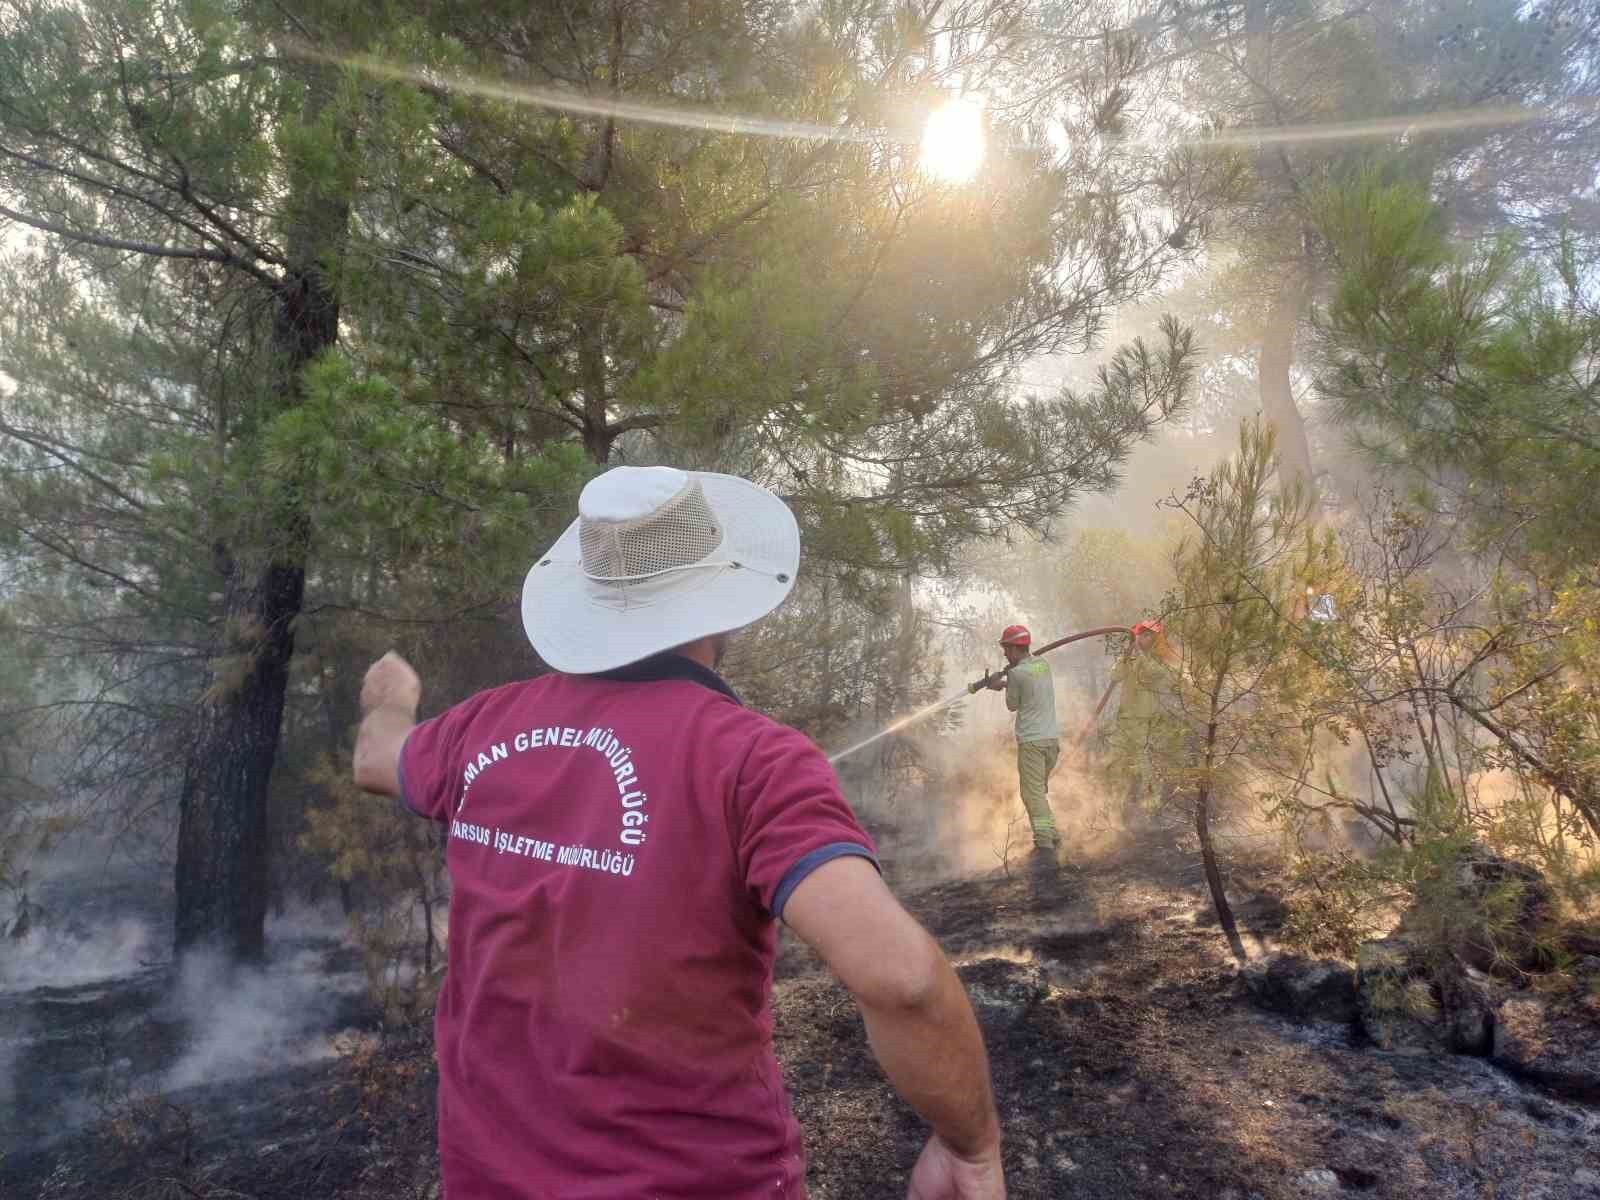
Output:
(1016, 738), (1061, 848)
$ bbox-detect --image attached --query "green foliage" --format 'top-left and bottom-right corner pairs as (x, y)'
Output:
(1377, 776), (1496, 964)
(1481, 575), (1600, 855)
(1154, 419), (1351, 809)
(0, 0), (1298, 960)
(1267, 489), (1600, 964)
(1281, 852), (1386, 960)
(1314, 168), (1600, 573)
(264, 352), (591, 577)
(1302, 168), (1600, 930)
(1287, 772), (1573, 976)
(326, 0), (1221, 576)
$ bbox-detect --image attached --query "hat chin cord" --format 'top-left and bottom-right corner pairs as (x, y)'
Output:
(569, 558), (789, 585)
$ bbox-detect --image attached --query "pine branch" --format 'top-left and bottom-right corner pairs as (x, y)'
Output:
(433, 134), (509, 194)
(0, 142), (260, 264)
(9, 523), (165, 605)
(0, 417), (160, 525)
(0, 200), (277, 286)
(605, 412), (670, 437)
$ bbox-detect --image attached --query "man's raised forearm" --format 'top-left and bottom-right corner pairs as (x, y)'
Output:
(858, 949), (1001, 1160)
(353, 651), (423, 796)
(352, 702), (416, 796)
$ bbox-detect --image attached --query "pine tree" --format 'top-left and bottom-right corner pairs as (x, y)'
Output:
(1172, 0), (1600, 499)
(1310, 168), (1600, 844)
(1159, 418), (1346, 958)
(1, 0), (1233, 962)
(1313, 168), (1600, 573)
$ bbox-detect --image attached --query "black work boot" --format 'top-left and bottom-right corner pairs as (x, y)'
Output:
(1026, 844), (1060, 902)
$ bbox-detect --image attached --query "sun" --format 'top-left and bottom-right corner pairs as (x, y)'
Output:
(919, 96), (986, 185)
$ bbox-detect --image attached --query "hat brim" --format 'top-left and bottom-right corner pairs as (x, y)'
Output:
(521, 472), (800, 674)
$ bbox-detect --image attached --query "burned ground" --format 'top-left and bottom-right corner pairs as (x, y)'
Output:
(5, 832), (1599, 1199)
(778, 835), (1600, 1198)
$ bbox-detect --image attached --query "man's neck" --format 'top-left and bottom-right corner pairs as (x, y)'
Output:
(673, 636), (719, 670)
(594, 649), (743, 706)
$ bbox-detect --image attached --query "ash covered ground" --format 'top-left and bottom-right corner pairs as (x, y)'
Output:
(4, 823), (1599, 1200)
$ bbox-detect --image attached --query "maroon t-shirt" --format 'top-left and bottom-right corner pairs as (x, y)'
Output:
(399, 655), (876, 1199)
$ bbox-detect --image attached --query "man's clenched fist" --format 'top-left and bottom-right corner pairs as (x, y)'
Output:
(361, 651), (421, 717)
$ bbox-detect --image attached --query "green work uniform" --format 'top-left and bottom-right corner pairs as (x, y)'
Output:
(1006, 658), (1060, 849)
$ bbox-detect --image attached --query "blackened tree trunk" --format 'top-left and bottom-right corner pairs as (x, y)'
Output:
(1195, 780), (1247, 963)
(1196, 674), (1246, 962)
(174, 264), (340, 960)
(174, 537), (308, 958)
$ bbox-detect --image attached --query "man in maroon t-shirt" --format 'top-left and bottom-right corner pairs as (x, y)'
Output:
(354, 466), (1004, 1199)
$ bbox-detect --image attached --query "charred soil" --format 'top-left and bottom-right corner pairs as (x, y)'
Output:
(6, 831), (1599, 1199)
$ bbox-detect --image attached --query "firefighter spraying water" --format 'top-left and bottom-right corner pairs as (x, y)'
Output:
(975, 625), (1061, 860)
(828, 619), (1158, 876)
(967, 623), (1138, 870)
(825, 622), (1140, 770)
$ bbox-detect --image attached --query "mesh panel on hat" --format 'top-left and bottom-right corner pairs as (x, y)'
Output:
(578, 477), (724, 582)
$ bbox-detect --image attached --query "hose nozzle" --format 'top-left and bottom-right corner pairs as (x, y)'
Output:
(967, 669), (1003, 694)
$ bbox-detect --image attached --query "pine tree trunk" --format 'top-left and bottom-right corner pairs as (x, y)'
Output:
(173, 85), (347, 958)
(174, 538), (308, 960)
(817, 572), (838, 744)
(1245, 0), (1317, 502)
(579, 326), (613, 463)
(1194, 781), (1247, 963)
(1196, 676), (1247, 962)
(1259, 270), (1315, 500)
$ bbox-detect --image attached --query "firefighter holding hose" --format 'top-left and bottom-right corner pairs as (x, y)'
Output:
(980, 625), (1061, 864)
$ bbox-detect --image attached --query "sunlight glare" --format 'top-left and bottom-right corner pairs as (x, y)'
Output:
(920, 96), (986, 185)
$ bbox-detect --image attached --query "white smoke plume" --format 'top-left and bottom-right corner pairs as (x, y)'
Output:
(162, 931), (367, 1092)
(0, 916), (155, 993)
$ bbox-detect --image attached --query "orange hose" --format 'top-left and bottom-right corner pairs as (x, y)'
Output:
(967, 624), (1135, 693)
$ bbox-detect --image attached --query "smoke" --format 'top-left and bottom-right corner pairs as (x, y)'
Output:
(0, 816), (173, 989)
(265, 896), (354, 943)
(0, 915), (155, 992)
(0, 1010), (20, 1112)
(162, 926), (367, 1092)
(0, 876), (368, 1155)
(834, 343), (1258, 882)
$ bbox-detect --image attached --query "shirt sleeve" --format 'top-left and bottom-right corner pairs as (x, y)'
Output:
(1005, 671), (1021, 712)
(398, 690), (495, 822)
(732, 721), (878, 921)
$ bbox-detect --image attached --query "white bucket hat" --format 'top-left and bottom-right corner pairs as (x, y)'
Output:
(522, 466), (800, 674)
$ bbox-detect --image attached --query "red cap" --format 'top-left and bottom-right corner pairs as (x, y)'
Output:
(1130, 619), (1164, 638)
(999, 624), (1031, 647)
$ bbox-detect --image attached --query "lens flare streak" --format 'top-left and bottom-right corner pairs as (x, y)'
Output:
(289, 42), (886, 145)
(1175, 103), (1573, 149)
(289, 42), (1589, 156)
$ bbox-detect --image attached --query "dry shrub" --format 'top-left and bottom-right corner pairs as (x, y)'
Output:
(301, 753), (447, 1024)
(334, 1024), (439, 1200)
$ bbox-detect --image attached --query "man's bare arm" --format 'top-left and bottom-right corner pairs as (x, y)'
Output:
(784, 857), (1002, 1174)
(352, 652), (421, 797)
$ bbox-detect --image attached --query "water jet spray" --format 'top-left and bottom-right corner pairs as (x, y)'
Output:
(825, 624), (1137, 766)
